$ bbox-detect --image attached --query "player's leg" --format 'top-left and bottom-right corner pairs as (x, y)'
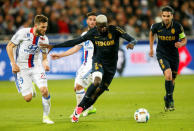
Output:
(89, 72), (114, 106)
(81, 74), (96, 117)
(74, 71), (87, 107)
(69, 83), (85, 118)
(14, 69), (33, 102)
(33, 69), (54, 124)
(168, 60), (179, 111)
(158, 58), (173, 111)
(71, 62), (103, 122)
(72, 64), (96, 117)
(78, 71), (103, 110)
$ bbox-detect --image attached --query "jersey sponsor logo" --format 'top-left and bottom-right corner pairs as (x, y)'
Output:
(158, 30), (162, 32)
(95, 40), (115, 46)
(171, 28), (175, 34)
(24, 45), (39, 54)
(158, 35), (175, 41)
(28, 36), (39, 68)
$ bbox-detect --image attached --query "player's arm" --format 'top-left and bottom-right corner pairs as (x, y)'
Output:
(149, 24), (157, 57)
(40, 34), (89, 52)
(6, 41), (20, 73)
(175, 37), (187, 48)
(116, 26), (137, 49)
(149, 31), (155, 57)
(51, 45), (82, 60)
(42, 53), (50, 71)
(175, 24), (187, 48)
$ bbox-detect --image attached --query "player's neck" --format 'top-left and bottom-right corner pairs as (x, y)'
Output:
(165, 21), (172, 29)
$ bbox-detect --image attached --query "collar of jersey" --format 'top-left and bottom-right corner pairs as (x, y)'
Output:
(161, 20), (174, 29)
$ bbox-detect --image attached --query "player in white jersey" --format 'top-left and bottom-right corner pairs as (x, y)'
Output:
(51, 12), (97, 117)
(6, 15), (54, 124)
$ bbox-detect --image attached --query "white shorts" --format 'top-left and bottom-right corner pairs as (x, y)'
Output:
(14, 65), (47, 96)
(74, 62), (92, 88)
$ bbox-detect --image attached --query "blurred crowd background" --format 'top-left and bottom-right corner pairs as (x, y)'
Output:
(0, 0), (193, 40)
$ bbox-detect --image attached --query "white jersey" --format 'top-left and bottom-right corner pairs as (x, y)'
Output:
(11, 28), (49, 69)
(79, 31), (94, 64)
(75, 31), (94, 88)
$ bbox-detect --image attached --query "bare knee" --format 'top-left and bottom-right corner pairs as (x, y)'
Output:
(24, 94), (32, 102)
(75, 84), (84, 91)
(164, 69), (172, 80)
(40, 87), (49, 97)
(94, 77), (101, 87)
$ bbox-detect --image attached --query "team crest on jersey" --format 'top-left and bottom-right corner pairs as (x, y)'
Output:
(108, 33), (112, 39)
(171, 28), (175, 34)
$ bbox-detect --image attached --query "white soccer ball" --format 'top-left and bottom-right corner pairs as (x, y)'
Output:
(134, 108), (150, 123)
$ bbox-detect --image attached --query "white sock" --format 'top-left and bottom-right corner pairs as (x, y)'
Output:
(42, 94), (51, 116)
(76, 89), (85, 105)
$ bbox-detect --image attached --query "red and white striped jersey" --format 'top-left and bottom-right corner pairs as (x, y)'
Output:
(11, 27), (49, 69)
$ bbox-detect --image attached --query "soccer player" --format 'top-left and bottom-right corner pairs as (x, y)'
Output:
(149, 6), (187, 111)
(40, 14), (137, 122)
(51, 12), (97, 117)
(6, 15), (54, 124)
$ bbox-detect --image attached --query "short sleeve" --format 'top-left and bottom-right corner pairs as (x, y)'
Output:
(150, 24), (157, 34)
(41, 36), (49, 54)
(11, 29), (25, 45)
(79, 32), (87, 46)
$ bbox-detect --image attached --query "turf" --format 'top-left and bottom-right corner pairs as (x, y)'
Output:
(0, 75), (193, 131)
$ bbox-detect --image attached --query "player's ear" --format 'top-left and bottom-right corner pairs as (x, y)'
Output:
(34, 23), (39, 28)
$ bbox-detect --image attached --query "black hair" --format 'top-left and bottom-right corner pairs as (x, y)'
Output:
(87, 12), (96, 17)
(161, 6), (174, 14)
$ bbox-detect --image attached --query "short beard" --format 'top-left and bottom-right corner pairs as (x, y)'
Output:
(36, 29), (44, 36)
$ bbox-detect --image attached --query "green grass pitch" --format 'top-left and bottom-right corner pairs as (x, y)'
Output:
(0, 75), (194, 131)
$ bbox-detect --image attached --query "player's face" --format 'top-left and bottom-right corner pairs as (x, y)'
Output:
(96, 22), (108, 35)
(35, 22), (48, 36)
(161, 11), (173, 26)
(87, 15), (96, 29)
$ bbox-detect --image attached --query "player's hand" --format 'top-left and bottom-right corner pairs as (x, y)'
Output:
(39, 44), (54, 53)
(175, 42), (183, 48)
(42, 60), (50, 71)
(11, 63), (20, 73)
(126, 44), (134, 49)
(149, 49), (154, 57)
(50, 53), (63, 60)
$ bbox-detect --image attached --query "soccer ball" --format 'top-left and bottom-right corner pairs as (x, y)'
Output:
(134, 108), (150, 123)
